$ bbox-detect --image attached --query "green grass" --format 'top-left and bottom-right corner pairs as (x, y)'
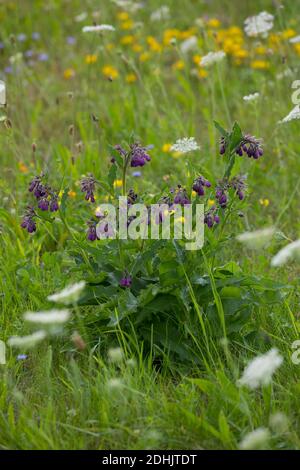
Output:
(1, 0), (300, 450)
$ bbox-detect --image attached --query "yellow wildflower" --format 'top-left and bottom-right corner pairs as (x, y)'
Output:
(132, 43), (143, 53)
(255, 45), (268, 55)
(113, 179), (123, 188)
(63, 68), (75, 80)
(294, 44), (300, 55)
(139, 52), (151, 62)
(198, 69), (208, 78)
(126, 73), (137, 83)
(147, 36), (162, 53)
(102, 65), (118, 80)
(120, 35), (135, 45)
(162, 143), (172, 153)
(259, 198), (270, 207)
(207, 18), (221, 28)
(85, 54), (97, 64)
(193, 54), (202, 65)
(172, 60), (185, 71)
(208, 199), (215, 207)
(68, 190), (76, 198)
(121, 20), (134, 30)
(117, 11), (129, 21)
(250, 60), (270, 69)
(18, 162), (29, 173)
(282, 29), (296, 39)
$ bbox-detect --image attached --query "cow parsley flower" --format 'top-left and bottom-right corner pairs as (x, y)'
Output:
(82, 24), (115, 33)
(279, 105), (300, 123)
(8, 331), (47, 349)
(75, 12), (88, 22)
(243, 92), (260, 102)
(171, 137), (200, 153)
(271, 239), (300, 267)
(200, 51), (226, 67)
(236, 227), (275, 249)
(289, 35), (300, 44)
(238, 348), (283, 389)
(24, 309), (71, 324)
(150, 6), (170, 21)
(47, 281), (86, 305)
(180, 36), (198, 54)
(239, 428), (270, 450)
(244, 11), (274, 38)
(0, 80), (6, 106)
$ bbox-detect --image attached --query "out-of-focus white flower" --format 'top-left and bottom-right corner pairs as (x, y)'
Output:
(243, 92), (260, 102)
(82, 24), (115, 33)
(180, 36), (198, 54)
(244, 11), (274, 38)
(8, 330), (47, 348)
(289, 35), (300, 44)
(108, 347), (124, 363)
(279, 105), (300, 124)
(239, 428), (270, 450)
(200, 51), (226, 67)
(0, 81), (6, 106)
(110, 0), (143, 12)
(236, 227), (275, 249)
(107, 378), (124, 391)
(24, 309), (71, 324)
(271, 239), (300, 267)
(75, 12), (88, 22)
(150, 6), (170, 22)
(9, 52), (23, 64)
(238, 348), (283, 389)
(269, 412), (289, 433)
(171, 137), (200, 153)
(47, 281), (86, 305)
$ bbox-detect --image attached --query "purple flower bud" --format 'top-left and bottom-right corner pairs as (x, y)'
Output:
(120, 274), (132, 288)
(38, 198), (49, 211)
(50, 198), (59, 212)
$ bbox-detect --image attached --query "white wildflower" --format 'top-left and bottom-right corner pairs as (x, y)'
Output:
(244, 11), (274, 38)
(0, 81), (6, 106)
(8, 330), (47, 349)
(200, 51), (226, 67)
(47, 281), (86, 305)
(236, 227), (275, 249)
(180, 36), (198, 54)
(24, 309), (71, 324)
(279, 105), (300, 124)
(150, 6), (170, 22)
(107, 378), (124, 391)
(271, 239), (300, 267)
(108, 347), (124, 363)
(269, 412), (289, 433)
(75, 12), (88, 22)
(238, 348), (283, 389)
(171, 137), (200, 154)
(289, 35), (300, 44)
(82, 24), (115, 33)
(110, 0), (143, 12)
(243, 92), (260, 102)
(239, 428), (270, 450)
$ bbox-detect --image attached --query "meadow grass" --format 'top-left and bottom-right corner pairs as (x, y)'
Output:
(1, 0), (300, 450)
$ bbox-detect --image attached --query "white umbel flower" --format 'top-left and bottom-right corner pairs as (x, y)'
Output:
(150, 6), (170, 22)
(238, 348), (283, 389)
(75, 12), (88, 22)
(82, 24), (115, 33)
(243, 92), (260, 102)
(236, 227), (275, 249)
(24, 309), (71, 324)
(8, 330), (47, 348)
(47, 281), (86, 305)
(200, 51), (226, 67)
(0, 80), (6, 106)
(279, 105), (300, 124)
(239, 428), (270, 450)
(171, 137), (200, 153)
(180, 36), (198, 54)
(271, 239), (300, 267)
(244, 11), (274, 38)
(289, 35), (300, 44)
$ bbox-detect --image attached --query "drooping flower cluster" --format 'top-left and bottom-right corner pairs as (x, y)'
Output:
(120, 273), (132, 288)
(219, 134), (263, 159)
(192, 175), (211, 196)
(204, 208), (220, 228)
(28, 174), (59, 212)
(215, 176), (247, 208)
(80, 174), (96, 202)
(86, 218), (98, 241)
(21, 206), (37, 233)
(173, 185), (190, 205)
(230, 175), (246, 200)
(130, 142), (151, 167)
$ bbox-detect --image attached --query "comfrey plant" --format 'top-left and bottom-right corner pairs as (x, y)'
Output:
(20, 125), (288, 362)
